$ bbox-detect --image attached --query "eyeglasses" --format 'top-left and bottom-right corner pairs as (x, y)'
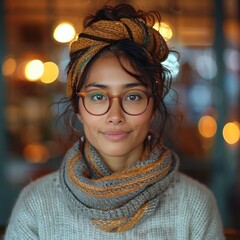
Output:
(77, 89), (152, 116)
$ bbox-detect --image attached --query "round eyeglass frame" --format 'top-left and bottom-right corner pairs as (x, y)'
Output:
(76, 89), (153, 116)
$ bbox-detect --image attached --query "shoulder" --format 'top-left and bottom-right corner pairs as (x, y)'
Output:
(173, 173), (224, 238)
(15, 171), (61, 210)
(173, 173), (221, 220)
(176, 173), (224, 226)
(21, 171), (59, 194)
(4, 171), (62, 239)
(177, 173), (216, 201)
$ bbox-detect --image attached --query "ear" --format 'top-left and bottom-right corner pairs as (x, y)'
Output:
(77, 113), (83, 123)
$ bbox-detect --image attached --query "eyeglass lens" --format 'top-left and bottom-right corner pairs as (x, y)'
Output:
(82, 90), (149, 115)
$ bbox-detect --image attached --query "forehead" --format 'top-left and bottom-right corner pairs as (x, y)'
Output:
(84, 55), (141, 87)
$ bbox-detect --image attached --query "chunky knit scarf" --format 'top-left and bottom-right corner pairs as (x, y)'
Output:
(67, 18), (169, 98)
(60, 140), (179, 232)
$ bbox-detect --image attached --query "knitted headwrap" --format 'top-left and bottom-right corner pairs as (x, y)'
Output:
(60, 140), (179, 232)
(67, 18), (169, 98)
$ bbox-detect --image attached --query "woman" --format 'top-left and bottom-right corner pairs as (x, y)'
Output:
(4, 4), (225, 239)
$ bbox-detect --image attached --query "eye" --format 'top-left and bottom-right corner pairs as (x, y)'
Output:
(88, 91), (108, 102)
(127, 95), (140, 101)
(125, 91), (145, 101)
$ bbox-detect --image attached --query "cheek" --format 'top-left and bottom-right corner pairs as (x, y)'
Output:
(132, 113), (152, 135)
(82, 123), (95, 140)
(79, 112), (101, 143)
(81, 121), (98, 146)
(136, 106), (154, 137)
(81, 115), (98, 133)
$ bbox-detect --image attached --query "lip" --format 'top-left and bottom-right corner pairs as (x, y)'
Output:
(102, 130), (130, 141)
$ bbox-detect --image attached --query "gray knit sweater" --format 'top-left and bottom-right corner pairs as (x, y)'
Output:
(4, 171), (225, 239)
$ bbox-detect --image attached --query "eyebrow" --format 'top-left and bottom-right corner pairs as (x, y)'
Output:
(85, 82), (145, 90)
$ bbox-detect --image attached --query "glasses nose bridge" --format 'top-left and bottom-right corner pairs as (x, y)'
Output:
(108, 94), (123, 111)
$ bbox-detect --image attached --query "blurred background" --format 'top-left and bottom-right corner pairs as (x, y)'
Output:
(0, 0), (239, 236)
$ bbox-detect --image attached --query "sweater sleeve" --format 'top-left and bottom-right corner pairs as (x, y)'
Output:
(185, 177), (225, 240)
(4, 184), (39, 240)
(192, 191), (225, 239)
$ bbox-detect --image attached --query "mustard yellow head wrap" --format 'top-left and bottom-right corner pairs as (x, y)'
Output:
(67, 18), (169, 98)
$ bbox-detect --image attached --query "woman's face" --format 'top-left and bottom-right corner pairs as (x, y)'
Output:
(77, 55), (154, 165)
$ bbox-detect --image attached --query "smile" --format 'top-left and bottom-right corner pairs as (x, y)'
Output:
(102, 131), (130, 141)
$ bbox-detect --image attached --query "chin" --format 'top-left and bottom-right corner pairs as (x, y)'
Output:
(98, 141), (142, 158)
(99, 147), (129, 157)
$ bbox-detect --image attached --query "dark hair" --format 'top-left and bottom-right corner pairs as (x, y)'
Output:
(60, 4), (177, 148)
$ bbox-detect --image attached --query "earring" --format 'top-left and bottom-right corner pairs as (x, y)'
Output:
(79, 135), (85, 152)
(148, 135), (152, 141)
(147, 133), (154, 151)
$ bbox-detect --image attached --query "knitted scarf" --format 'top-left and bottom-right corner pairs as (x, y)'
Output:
(60, 140), (178, 232)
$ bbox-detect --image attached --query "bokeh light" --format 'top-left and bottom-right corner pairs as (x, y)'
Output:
(25, 59), (44, 81)
(23, 143), (49, 163)
(162, 52), (180, 80)
(223, 122), (240, 145)
(58, 47), (70, 83)
(196, 52), (217, 80)
(40, 62), (59, 84)
(53, 22), (76, 43)
(153, 22), (173, 40)
(2, 57), (17, 76)
(224, 48), (240, 71)
(189, 84), (211, 111)
(198, 115), (217, 138)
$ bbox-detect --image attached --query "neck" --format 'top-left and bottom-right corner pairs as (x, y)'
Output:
(103, 156), (138, 172)
(99, 144), (144, 172)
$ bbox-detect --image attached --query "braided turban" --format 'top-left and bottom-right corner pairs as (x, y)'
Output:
(67, 18), (169, 98)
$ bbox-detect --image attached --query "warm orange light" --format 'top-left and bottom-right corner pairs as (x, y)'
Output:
(53, 22), (76, 43)
(25, 59), (44, 81)
(223, 122), (240, 144)
(2, 57), (17, 76)
(23, 143), (49, 163)
(153, 22), (173, 40)
(198, 116), (217, 138)
(40, 62), (59, 84)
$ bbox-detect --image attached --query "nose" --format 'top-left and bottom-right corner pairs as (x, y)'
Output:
(106, 98), (125, 125)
